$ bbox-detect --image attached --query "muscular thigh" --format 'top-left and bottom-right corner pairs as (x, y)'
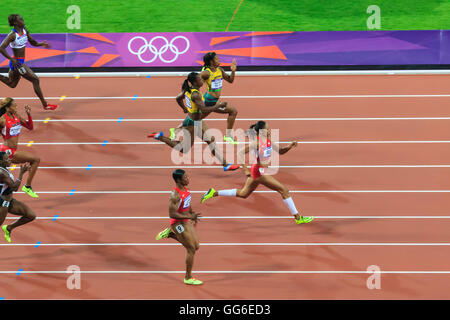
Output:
(259, 174), (286, 192)
(8, 199), (32, 217)
(11, 150), (37, 164)
(20, 65), (38, 81)
(171, 222), (198, 248)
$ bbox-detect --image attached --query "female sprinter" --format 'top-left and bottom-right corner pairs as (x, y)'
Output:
(0, 98), (40, 198)
(155, 169), (203, 285)
(0, 14), (58, 110)
(201, 121), (314, 224)
(0, 152), (35, 243)
(148, 72), (239, 172)
(170, 52), (238, 144)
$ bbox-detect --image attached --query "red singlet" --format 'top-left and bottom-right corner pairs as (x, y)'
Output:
(169, 186), (192, 225)
(250, 136), (272, 179)
(1, 113), (22, 140)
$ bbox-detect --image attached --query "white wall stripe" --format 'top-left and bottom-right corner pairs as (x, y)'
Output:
(0, 270), (448, 274)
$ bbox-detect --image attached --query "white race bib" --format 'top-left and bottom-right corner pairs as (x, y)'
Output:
(185, 96), (192, 109)
(211, 78), (222, 90)
(183, 195), (191, 208)
(9, 125), (21, 136)
(263, 146), (272, 158)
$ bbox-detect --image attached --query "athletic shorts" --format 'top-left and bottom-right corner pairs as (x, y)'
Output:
(0, 144), (17, 159)
(170, 218), (189, 226)
(9, 58), (25, 72)
(182, 115), (202, 127)
(250, 164), (265, 179)
(204, 92), (219, 107)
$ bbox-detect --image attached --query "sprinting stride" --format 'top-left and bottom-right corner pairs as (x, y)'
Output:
(0, 152), (36, 243)
(0, 98), (40, 198)
(155, 169), (203, 285)
(148, 72), (239, 172)
(0, 14), (58, 110)
(201, 121), (314, 225)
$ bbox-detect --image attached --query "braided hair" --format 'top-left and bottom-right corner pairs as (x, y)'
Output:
(181, 72), (199, 93)
(0, 98), (14, 117)
(248, 121), (267, 136)
(202, 52), (216, 68)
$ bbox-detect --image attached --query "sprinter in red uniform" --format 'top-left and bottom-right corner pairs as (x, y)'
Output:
(155, 169), (203, 285)
(201, 121), (314, 225)
(0, 98), (40, 198)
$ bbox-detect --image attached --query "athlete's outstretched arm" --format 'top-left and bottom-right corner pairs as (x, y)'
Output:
(0, 164), (29, 191)
(220, 59), (236, 83)
(188, 207), (202, 225)
(0, 32), (16, 61)
(25, 29), (50, 48)
(192, 91), (225, 113)
(200, 70), (210, 81)
(175, 92), (189, 113)
(16, 105), (33, 130)
(273, 141), (298, 155)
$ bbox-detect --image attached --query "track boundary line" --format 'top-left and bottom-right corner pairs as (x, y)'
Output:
(11, 94), (450, 100)
(0, 270), (447, 274)
(1, 242), (450, 246)
(13, 190), (450, 194)
(16, 141), (450, 145)
(28, 165), (450, 169)
(15, 215), (450, 220)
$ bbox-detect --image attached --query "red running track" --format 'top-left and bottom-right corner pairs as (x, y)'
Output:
(0, 74), (450, 299)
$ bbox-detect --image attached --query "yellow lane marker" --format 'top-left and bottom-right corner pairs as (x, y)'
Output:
(27, 141), (34, 147)
(10, 164), (17, 171)
(43, 117), (50, 123)
(75, 75), (80, 79)
(60, 96), (66, 101)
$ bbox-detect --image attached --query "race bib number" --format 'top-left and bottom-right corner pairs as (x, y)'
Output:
(18, 66), (26, 75)
(4, 149), (11, 156)
(9, 125), (21, 136)
(1, 200), (10, 208)
(185, 96), (192, 110)
(175, 224), (185, 234)
(211, 78), (222, 90)
(263, 146), (272, 158)
(259, 167), (265, 174)
(183, 195), (191, 209)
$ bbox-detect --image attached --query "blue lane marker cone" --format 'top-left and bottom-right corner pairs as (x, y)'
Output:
(52, 215), (59, 221)
(69, 189), (76, 195)
(117, 117), (123, 123)
(16, 269), (23, 276)
(146, 75), (151, 78)
(86, 164), (92, 171)
(132, 95), (138, 100)
(0, 297), (4, 300)
(102, 140), (108, 146)
(35, 241), (41, 248)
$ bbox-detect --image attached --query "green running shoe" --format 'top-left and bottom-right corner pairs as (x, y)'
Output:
(155, 227), (171, 240)
(295, 216), (314, 225)
(2, 225), (11, 243)
(201, 188), (216, 204)
(169, 128), (176, 140)
(22, 186), (39, 198)
(223, 135), (238, 144)
(184, 277), (203, 285)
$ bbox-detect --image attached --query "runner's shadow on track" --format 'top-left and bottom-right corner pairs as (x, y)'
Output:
(30, 193), (108, 209)
(306, 219), (367, 236)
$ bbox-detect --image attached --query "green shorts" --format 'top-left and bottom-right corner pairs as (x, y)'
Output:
(182, 115), (200, 127)
(204, 92), (219, 107)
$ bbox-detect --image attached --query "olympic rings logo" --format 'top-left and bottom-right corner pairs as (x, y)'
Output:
(127, 36), (190, 64)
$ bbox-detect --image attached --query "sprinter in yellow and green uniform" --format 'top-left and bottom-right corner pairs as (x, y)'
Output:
(200, 52), (238, 144)
(148, 72), (239, 172)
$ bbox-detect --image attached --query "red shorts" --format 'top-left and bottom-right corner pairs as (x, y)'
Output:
(170, 218), (189, 226)
(0, 144), (17, 159)
(251, 164), (265, 179)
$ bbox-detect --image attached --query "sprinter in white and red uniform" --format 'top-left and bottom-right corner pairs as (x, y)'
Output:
(0, 98), (40, 198)
(0, 151), (35, 243)
(201, 121), (314, 225)
(0, 14), (57, 110)
(155, 169), (203, 285)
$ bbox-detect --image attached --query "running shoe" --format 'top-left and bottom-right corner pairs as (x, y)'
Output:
(295, 216), (314, 225)
(169, 128), (176, 140)
(223, 135), (238, 144)
(155, 227), (171, 240)
(223, 164), (240, 171)
(184, 277), (203, 285)
(147, 131), (163, 140)
(201, 188), (216, 204)
(44, 104), (58, 110)
(2, 225), (11, 243)
(22, 186), (39, 198)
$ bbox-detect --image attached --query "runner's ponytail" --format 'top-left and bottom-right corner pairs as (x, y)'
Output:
(181, 72), (199, 93)
(203, 52), (216, 68)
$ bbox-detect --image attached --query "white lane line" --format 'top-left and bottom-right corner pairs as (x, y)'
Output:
(14, 190), (450, 194)
(15, 216), (450, 220)
(1, 242), (450, 246)
(0, 270), (448, 274)
(10, 94), (450, 100)
(33, 117), (450, 122)
(15, 141), (450, 145)
(28, 165), (450, 169)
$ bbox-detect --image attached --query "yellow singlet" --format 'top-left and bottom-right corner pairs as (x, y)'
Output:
(202, 66), (223, 92)
(184, 89), (204, 113)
